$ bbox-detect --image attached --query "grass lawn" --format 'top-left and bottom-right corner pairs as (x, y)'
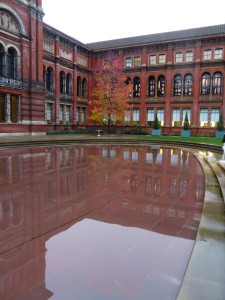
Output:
(129, 135), (223, 146)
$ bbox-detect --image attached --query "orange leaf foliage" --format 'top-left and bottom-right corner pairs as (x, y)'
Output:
(88, 53), (133, 124)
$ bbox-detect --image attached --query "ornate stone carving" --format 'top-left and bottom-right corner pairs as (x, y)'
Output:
(43, 41), (54, 54)
(60, 48), (72, 60)
(0, 10), (19, 34)
(77, 56), (87, 67)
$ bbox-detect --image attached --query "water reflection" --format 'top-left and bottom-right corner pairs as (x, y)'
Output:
(0, 145), (205, 300)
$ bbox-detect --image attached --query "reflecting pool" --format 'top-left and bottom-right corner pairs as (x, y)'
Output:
(0, 145), (205, 300)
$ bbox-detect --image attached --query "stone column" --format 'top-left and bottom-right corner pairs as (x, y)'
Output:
(6, 94), (11, 123)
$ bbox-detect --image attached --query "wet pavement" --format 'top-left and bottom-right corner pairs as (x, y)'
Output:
(0, 135), (224, 300)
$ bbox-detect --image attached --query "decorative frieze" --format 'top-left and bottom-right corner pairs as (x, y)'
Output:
(60, 48), (72, 60)
(43, 41), (54, 53)
(77, 56), (87, 67)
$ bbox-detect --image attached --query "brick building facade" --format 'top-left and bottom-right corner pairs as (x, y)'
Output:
(0, 0), (225, 136)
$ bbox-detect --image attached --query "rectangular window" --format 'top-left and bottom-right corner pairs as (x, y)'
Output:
(46, 103), (53, 121)
(75, 109), (79, 123)
(203, 49), (212, 60)
(125, 57), (132, 67)
(211, 108), (220, 127)
(123, 150), (130, 160)
(81, 108), (85, 122)
(175, 52), (183, 63)
(149, 55), (156, 65)
(0, 93), (5, 122)
(65, 106), (70, 122)
(124, 109), (132, 122)
(10, 95), (19, 123)
(131, 149), (138, 162)
(157, 109), (164, 126)
(133, 109), (140, 122)
(134, 56), (141, 67)
(172, 108), (180, 126)
(59, 105), (63, 121)
(200, 108), (208, 127)
(147, 109), (154, 121)
(158, 54), (166, 64)
(185, 51), (193, 62)
(214, 48), (223, 60)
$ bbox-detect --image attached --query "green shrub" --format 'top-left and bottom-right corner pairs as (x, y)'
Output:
(153, 113), (161, 129)
(183, 112), (190, 130)
(217, 111), (224, 131)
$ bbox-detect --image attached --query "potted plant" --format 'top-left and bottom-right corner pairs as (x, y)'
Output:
(181, 112), (191, 137)
(215, 111), (224, 138)
(151, 112), (161, 136)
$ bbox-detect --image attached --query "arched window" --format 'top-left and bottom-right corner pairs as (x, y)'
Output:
(125, 77), (132, 97)
(212, 72), (222, 95)
(0, 44), (4, 77)
(133, 77), (140, 97)
(173, 74), (182, 96)
(82, 78), (87, 98)
(201, 73), (211, 95)
(46, 67), (54, 91)
(66, 73), (72, 95)
(60, 71), (65, 94)
(183, 74), (193, 96)
(157, 75), (165, 96)
(7, 47), (16, 78)
(148, 76), (155, 97)
(77, 76), (82, 97)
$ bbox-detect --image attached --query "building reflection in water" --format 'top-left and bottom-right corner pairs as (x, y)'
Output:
(0, 145), (205, 300)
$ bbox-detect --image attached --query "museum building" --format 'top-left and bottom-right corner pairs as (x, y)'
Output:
(1, 0), (225, 136)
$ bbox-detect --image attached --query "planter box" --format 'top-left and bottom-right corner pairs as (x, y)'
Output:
(215, 131), (224, 139)
(181, 130), (191, 137)
(151, 129), (161, 136)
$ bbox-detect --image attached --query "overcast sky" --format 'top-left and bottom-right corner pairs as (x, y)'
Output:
(42, 0), (225, 44)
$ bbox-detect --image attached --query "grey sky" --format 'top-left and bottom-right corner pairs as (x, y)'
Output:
(42, 0), (225, 43)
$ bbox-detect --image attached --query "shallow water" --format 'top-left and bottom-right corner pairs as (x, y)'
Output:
(0, 145), (205, 300)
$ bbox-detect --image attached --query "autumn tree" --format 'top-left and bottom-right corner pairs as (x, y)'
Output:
(89, 53), (132, 133)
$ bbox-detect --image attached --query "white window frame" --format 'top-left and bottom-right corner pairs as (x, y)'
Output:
(158, 54), (166, 64)
(149, 55), (156, 65)
(203, 49), (212, 60)
(157, 109), (164, 126)
(185, 51), (193, 62)
(134, 56), (141, 67)
(172, 108), (180, 126)
(214, 48), (223, 60)
(46, 103), (53, 121)
(211, 108), (220, 127)
(125, 57), (132, 68)
(65, 106), (70, 122)
(59, 104), (63, 121)
(175, 52), (183, 63)
(133, 109), (140, 122)
(147, 109), (154, 121)
(200, 108), (208, 127)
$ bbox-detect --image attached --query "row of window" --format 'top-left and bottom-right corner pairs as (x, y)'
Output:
(125, 48), (223, 67)
(131, 72), (223, 98)
(43, 66), (88, 98)
(45, 102), (86, 124)
(0, 91), (221, 128)
(44, 70), (223, 99)
(125, 107), (221, 128)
